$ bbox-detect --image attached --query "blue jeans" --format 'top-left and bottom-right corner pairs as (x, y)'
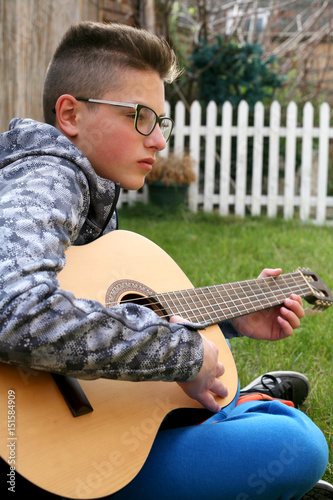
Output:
(112, 394), (328, 500)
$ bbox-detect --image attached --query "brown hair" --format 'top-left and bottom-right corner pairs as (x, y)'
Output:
(43, 22), (181, 125)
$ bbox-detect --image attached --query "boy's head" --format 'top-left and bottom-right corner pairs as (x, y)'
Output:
(43, 22), (180, 126)
(43, 22), (182, 190)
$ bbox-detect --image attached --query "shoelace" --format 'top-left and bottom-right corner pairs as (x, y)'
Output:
(261, 374), (293, 400)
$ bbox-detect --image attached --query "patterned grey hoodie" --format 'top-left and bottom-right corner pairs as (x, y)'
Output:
(0, 118), (206, 382)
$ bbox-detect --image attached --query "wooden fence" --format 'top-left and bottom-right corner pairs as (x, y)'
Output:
(119, 100), (333, 226)
(0, 0), (100, 133)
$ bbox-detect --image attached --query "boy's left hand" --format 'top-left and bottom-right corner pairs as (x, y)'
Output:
(232, 268), (305, 341)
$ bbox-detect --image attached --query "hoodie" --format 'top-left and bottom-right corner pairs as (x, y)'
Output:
(0, 118), (206, 382)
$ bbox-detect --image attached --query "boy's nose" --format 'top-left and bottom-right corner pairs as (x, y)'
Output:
(144, 124), (167, 151)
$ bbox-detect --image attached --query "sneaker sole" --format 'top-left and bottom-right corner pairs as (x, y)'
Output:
(302, 479), (333, 499)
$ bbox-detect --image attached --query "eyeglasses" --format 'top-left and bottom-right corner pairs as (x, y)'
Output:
(75, 98), (174, 142)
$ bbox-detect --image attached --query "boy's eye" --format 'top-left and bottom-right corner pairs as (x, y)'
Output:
(137, 108), (153, 123)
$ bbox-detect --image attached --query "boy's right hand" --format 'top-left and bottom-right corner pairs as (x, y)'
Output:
(176, 333), (228, 413)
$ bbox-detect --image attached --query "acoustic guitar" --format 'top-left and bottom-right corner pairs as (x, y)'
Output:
(0, 230), (332, 499)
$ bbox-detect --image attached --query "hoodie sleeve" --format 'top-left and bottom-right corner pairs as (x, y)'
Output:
(0, 157), (204, 382)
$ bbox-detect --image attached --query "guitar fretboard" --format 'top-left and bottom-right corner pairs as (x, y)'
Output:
(155, 271), (311, 325)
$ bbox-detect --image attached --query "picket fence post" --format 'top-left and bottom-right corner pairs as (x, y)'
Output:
(317, 102), (330, 224)
(300, 102), (314, 221)
(251, 101), (265, 216)
(203, 101), (217, 212)
(267, 101), (281, 218)
(219, 101), (233, 216)
(188, 100), (201, 212)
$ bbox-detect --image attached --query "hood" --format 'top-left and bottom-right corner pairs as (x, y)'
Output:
(0, 118), (119, 242)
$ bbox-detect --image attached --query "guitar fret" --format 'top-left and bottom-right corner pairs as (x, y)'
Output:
(194, 287), (224, 324)
(178, 290), (193, 320)
(178, 289), (198, 321)
(186, 288), (224, 324)
(248, 279), (276, 310)
(219, 283), (244, 317)
(273, 276), (293, 301)
(163, 291), (186, 318)
(288, 273), (309, 295)
(205, 286), (228, 323)
(192, 288), (214, 323)
(234, 280), (264, 313)
(197, 286), (224, 320)
(160, 287), (225, 324)
(212, 285), (232, 320)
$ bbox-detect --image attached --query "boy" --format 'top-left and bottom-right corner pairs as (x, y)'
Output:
(0, 21), (331, 499)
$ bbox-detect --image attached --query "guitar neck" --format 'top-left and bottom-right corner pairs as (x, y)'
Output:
(157, 271), (311, 325)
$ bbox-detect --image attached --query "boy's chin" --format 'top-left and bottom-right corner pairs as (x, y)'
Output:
(120, 177), (146, 191)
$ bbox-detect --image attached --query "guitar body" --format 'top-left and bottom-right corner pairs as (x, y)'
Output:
(0, 230), (238, 499)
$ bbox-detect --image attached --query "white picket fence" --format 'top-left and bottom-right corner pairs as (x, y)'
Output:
(119, 100), (333, 225)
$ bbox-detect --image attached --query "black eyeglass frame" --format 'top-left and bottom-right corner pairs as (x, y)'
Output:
(74, 97), (174, 142)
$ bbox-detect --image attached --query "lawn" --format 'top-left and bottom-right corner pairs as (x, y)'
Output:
(118, 203), (333, 482)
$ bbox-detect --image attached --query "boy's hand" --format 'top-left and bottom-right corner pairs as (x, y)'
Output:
(177, 334), (228, 412)
(170, 316), (227, 412)
(232, 268), (305, 341)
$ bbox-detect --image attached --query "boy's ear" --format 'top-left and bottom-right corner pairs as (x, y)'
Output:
(55, 94), (80, 137)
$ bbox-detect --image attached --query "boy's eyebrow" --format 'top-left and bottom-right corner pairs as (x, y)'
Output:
(128, 100), (167, 117)
(117, 103), (167, 118)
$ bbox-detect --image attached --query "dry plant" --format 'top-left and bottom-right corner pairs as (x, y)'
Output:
(146, 153), (196, 186)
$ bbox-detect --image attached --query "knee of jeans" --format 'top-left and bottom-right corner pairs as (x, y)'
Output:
(251, 407), (329, 497)
(279, 406), (329, 482)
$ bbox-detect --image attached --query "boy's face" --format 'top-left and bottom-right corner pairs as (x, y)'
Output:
(74, 69), (168, 190)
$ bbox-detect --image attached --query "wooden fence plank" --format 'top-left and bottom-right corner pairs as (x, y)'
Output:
(203, 101), (217, 212)
(160, 101), (171, 159)
(284, 101), (298, 219)
(188, 101), (201, 212)
(300, 102), (314, 221)
(173, 101), (186, 157)
(267, 101), (281, 218)
(251, 101), (265, 216)
(235, 101), (249, 216)
(219, 101), (233, 216)
(317, 102), (330, 224)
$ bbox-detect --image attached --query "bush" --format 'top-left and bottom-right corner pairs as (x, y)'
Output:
(189, 37), (284, 108)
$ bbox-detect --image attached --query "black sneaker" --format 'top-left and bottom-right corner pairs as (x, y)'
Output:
(240, 371), (310, 408)
(301, 480), (333, 499)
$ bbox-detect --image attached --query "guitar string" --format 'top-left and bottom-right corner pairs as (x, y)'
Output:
(102, 274), (314, 322)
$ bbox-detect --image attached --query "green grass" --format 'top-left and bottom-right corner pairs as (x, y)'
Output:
(118, 203), (333, 482)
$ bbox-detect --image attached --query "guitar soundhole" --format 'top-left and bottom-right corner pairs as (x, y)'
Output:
(105, 279), (168, 318)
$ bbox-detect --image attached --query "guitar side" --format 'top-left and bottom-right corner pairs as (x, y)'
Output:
(0, 230), (238, 499)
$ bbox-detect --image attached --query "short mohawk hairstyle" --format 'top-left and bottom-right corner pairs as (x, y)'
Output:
(43, 22), (182, 125)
